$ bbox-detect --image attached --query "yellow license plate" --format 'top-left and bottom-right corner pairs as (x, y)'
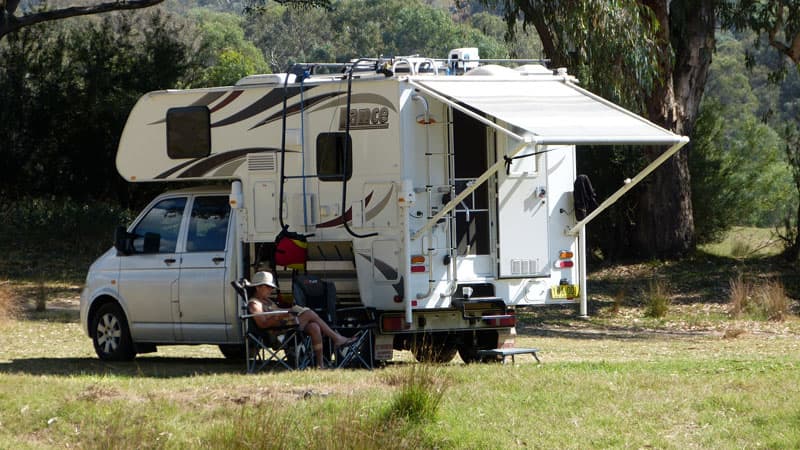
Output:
(551, 284), (579, 299)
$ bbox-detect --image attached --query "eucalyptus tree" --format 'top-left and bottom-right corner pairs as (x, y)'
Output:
(0, 0), (326, 41)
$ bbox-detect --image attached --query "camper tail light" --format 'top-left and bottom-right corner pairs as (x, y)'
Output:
(482, 312), (516, 327)
(382, 315), (410, 332)
(554, 249), (574, 268)
(411, 255), (426, 273)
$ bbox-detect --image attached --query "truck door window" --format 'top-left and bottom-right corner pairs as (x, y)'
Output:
(186, 196), (230, 252)
(131, 197), (187, 253)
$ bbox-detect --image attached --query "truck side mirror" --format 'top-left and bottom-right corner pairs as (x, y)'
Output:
(114, 226), (132, 255)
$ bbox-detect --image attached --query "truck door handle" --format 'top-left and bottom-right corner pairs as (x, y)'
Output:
(164, 258), (177, 265)
(212, 257), (225, 264)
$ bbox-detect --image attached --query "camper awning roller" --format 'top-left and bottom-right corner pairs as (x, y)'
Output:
(408, 78), (686, 146)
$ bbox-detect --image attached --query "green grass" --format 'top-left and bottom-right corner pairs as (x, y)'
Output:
(2, 312), (800, 449)
(699, 226), (783, 258)
(2, 226), (800, 448)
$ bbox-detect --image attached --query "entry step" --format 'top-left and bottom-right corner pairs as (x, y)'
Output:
(477, 347), (540, 364)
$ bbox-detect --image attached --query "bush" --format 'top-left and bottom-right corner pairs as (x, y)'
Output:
(729, 275), (790, 321)
(383, 363), (449, 423)
(0, 283), (19, 325)
(643, 279), (671, 318)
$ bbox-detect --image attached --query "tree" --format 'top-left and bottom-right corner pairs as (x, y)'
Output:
(0, 0), (165, 40)
(0, 0), (328, 41)
(487, 0), (716, 258)
(720, 1), (800, 259)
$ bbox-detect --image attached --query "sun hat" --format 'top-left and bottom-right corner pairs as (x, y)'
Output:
(246, 271), (277, 288)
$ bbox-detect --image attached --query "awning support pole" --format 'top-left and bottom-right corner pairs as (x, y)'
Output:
(579, 224), (588, 318)
(566, 140), (689, 236)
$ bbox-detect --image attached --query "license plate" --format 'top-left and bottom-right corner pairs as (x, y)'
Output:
(551, 284), (579, 299)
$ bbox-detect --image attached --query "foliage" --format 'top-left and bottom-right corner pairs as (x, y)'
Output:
(383, 362), (449, 423)
(245, 0), (511, 72)
(0, 11), (196, 205)
(720, 0), (800, 70)
(481, 0), (662, 110)
(729, 275), (790, 321)
(189, 9), (270, 87)
(778, 123), (800, 259)
(643, 279), (670, 318)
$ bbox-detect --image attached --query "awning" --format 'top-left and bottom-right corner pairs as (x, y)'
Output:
(408, 77), (687, 146)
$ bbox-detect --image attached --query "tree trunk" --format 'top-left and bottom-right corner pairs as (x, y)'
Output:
(632, 0), (715, 257)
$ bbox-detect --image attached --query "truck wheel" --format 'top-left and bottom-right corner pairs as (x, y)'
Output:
(218, 344), (247, 360)
(411, 337), (458, 363)
(458, 345), (502, 364)
(92, 303), (136, 361)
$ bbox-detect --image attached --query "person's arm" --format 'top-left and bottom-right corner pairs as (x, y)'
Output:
(248, 299), (298, 328)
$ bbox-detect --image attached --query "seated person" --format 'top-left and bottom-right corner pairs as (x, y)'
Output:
(246, 271), (355, 369)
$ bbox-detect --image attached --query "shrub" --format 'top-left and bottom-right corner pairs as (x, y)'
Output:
(643, 279), (671, 318)
(0, 282), (19, 325)
(384, 363), (449, 423)
(729, 275), (790, 321)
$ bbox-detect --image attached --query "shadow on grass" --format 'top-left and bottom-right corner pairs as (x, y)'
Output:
(0, 356), (246, 377)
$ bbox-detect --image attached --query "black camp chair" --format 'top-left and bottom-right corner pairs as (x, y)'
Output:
(292, 274), (375, 369)
(232, 280), (313, 373)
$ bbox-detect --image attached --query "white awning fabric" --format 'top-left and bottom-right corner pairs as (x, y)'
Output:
(410, 77), (687, 146)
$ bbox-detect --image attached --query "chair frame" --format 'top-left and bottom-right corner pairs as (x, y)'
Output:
(232, 279), (313, 373)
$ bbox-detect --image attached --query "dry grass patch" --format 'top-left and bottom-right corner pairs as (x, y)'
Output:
(644, 279), (671, 318)
(729, 275), (791, 321)
(0, 281), (20, 325)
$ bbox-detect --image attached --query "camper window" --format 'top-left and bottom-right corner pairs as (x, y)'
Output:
(316, 132), (352, 182)
(166, 106), (211, 159)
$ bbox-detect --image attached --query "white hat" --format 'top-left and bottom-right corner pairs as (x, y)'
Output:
(246, 271), (277, 288)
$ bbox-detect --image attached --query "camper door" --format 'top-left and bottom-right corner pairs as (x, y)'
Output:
(496, 135), (550, 278)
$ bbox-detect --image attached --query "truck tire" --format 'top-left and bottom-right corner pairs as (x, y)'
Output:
(218, 344), (247, 360)
(92, 303), (136, 361)
(411, 334), (458, 363)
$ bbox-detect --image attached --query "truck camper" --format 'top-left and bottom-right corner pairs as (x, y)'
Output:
(80, 50), (688, 364)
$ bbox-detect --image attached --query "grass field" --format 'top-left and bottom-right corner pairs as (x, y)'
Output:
(2, 228), (800, 449)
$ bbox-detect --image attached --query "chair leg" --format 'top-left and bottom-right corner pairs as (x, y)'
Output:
(334, 329), (373, 369)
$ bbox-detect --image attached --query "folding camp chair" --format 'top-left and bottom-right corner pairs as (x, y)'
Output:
(232, 280), (313, 373)
(292, 275), (375, 369)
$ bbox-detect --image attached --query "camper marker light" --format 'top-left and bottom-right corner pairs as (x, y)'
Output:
(411, 255), (425, 264)
(559, 250), (574, 259)
(555, 260), (574, 268)
(411, 265), (426, 273)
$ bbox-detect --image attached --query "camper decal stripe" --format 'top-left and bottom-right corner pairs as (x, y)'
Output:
(155, 159), (199, 179)
(155, 148), (282, 179)
(365, 185), (394, 222)
(209, 90), (244, 113)
(315, 207), (352, 229)
(190, 91), (227, 108)
(315, 188), (382, 229)
(250, 91), (344, 129)
(356, 252), (404, 297)
(211, 86), (312, 128)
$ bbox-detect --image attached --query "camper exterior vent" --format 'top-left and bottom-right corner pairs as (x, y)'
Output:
(248, 153), (276, 172)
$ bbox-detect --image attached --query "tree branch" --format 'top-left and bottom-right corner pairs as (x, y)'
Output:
(1, 0), (165, 39)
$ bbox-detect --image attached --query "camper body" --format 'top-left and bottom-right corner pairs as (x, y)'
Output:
(81, 54), (687, 362)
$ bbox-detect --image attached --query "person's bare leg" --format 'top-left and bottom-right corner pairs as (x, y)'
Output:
(303, 322), (324, 368)
(298, 311), (353, 347)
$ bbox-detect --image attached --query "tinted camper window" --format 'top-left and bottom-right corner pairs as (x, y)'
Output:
(316, 133), (352, 182)
(166, 106), (211, 159)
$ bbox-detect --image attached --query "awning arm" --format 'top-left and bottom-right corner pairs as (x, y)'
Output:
(411, 139), (533, 241)
(406, 79), (528, 142)
(566, 138), (690, 236)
